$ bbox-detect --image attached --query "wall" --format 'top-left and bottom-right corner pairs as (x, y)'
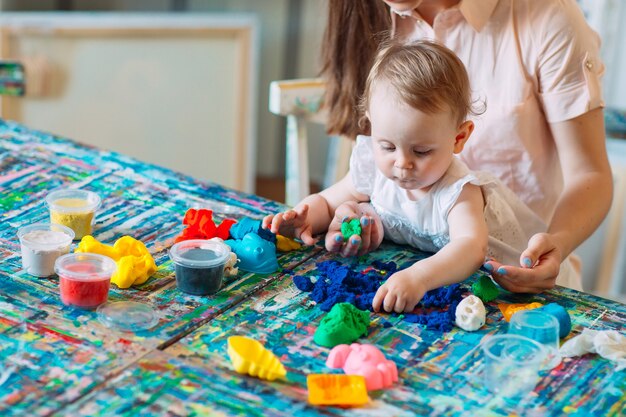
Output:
(0, 0), (330, 188)
(189, 0), (328, 185)
(0, 13), (258, 192)
(578, 0), (626, 109)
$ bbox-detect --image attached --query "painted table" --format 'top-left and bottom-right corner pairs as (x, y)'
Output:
(0, 121), (317, 415)
(1, 120), (625, 416)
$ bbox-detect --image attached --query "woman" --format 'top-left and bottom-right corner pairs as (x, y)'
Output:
(319, 0), (613, 293)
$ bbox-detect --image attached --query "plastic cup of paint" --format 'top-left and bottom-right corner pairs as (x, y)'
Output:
(480, 334), (547, 397)
(45, 189), (101, 239)
(508, 310), (561, 370)
(55, 253), (116, 309)
(168, 239), (230, 295)
(17, 223), (75, 277)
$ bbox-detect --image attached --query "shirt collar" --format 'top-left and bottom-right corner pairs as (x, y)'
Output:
(390, 0), (499, 33)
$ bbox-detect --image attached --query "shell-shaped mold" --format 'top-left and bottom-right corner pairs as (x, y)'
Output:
(227, 336), (287, 381)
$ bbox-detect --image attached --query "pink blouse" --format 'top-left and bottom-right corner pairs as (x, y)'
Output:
(391, 0), (604, 223)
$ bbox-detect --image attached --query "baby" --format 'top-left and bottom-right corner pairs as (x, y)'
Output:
(263, 40), (574, 313)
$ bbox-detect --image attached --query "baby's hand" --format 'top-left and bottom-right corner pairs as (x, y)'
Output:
(262, 205), (316, 245)
(325, 202), (382, 257)
(372, 270), (426, 313)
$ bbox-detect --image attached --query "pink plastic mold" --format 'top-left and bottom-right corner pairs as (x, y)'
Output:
(326, 343), (398, 391)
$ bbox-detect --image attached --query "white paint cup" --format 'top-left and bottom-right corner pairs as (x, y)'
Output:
(18, 223), (74, 277)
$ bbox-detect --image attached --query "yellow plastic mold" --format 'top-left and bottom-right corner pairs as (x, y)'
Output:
(307, 374), (369, 407)
(227, 336), (287, 381)
(75, 235), (157, 288)
(276, 235), (302, 252)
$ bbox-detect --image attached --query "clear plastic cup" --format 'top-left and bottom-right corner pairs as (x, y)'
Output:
(17, 223), (74, 277)
(54, 253), (116, 309)
(45, 189), (101, 239)
(508, 310), (561, 369)
(481, 334), (547, 397)
(168, 239), (230, 295)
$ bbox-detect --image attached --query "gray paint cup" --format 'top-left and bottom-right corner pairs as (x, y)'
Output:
(169, 239), (230, 295)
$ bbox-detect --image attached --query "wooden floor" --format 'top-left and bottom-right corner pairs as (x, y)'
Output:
(255, 176), (320, 204)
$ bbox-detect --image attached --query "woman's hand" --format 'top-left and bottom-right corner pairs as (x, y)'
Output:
(262, 205), (317, 245)
(483, 233), (562, 293)
(372, 269), (427, 314)
(324, 201), (383, 257)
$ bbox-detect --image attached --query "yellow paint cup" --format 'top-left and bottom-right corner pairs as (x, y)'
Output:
(45, 189), (101, 239)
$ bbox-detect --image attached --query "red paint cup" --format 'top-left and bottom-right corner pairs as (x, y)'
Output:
(54, 253), (116, 309)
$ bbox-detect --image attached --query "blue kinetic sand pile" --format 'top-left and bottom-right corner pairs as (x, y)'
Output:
(293, 260), (464, 332)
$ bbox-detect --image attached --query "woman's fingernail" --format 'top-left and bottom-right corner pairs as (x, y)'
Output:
(351, 238), (359, 245)
(523, 257), (532, 267)
(335, 235), (343, 242)
(361, 217), (369, 226)
(483, 263), (493, 271)
(497, 267), (507, 275)
(341, 216), (349, 223)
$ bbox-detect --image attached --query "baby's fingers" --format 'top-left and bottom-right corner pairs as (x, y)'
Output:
(382, 293), (397, 313)
(294, 204), (309, 218)
(262, 214), (274, 230)
(372, 285), (388, 313)
(299, 228), (318, 246)
(269, 210), (294, 233)
(393, 297), (406, 314)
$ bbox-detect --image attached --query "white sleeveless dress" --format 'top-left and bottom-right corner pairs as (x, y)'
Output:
(350, 135), (579, 290)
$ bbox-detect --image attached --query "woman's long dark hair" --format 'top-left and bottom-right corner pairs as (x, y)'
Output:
(320, 0), (391, 138)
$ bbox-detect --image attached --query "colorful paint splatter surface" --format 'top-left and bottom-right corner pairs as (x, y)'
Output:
(1, 120), (625, 416)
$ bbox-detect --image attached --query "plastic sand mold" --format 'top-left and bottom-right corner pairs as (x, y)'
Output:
(498, 302), (543, 322)
(307, 374), (369, 407)
(75, 235), (156, 289)
(227, 336), (286, 381)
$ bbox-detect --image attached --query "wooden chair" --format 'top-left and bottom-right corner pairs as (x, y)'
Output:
(269, 78), (352, 207)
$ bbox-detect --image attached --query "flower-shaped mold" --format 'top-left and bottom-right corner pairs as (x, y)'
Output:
(227, 336), (286, 381)
(307, 374), (369, 406)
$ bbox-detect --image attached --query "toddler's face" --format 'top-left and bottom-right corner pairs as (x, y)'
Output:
(368, 81), (463, 196)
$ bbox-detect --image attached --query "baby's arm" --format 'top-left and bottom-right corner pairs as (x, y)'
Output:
(372, 184), (488, 313)
(263, 174), (368, 245)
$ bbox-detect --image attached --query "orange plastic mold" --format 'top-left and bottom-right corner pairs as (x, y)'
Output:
(307, 374), (369, 407)
(498, 302), (543, 322)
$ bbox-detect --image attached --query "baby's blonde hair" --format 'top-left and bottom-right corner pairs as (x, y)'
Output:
(360, 40), (483, 127)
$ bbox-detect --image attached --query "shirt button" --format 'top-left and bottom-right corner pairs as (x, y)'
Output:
(585, 59), (594, 70)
